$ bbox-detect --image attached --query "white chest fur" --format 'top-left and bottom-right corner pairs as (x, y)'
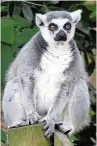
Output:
(35, 44), (73, 115)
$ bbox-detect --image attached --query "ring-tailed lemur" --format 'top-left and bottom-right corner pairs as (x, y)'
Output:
(2, 10), (90, 138)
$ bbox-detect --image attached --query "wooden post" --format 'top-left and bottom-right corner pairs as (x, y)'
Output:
(8, 123), (73, 146)
(8, 123), (51, 146)
(54, 130), (73, 146)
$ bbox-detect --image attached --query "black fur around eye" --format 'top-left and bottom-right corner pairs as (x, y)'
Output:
(64, 22), (71, 30)
(49, 23), (58, 31)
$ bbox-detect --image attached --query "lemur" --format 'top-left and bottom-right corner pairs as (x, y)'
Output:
(2, 10), (90, 138)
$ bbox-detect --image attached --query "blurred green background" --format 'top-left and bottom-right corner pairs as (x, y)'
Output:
(1, 1), (96, 146)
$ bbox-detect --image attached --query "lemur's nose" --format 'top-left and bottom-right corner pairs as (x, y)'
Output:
(59, 30), (66, 38)
(54, 30), (67, 41)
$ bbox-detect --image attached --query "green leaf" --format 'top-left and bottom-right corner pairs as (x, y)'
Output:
(90, 10), (96, 20)
(1, 18), (14, 45)
(14, 27), (39, 47)
(0, 129), (7, 143)
(22, 2), (33, 23)
(68, 4), (80, 11)
(12, 15), (30, 29)
(13, 3), (22, 16)
(47, 6), (62, 11)
(84, 5), (96, 11)
(1, 6), (7, 12)
(69, 135), (80, 143)
(75, 32), (85, 50)
(8, 1), (16, 17)
(89, 107), (96, 116)
(83, 1), (96, 11)
(1, 43), (14, 88)
(77, 22), (91, 37)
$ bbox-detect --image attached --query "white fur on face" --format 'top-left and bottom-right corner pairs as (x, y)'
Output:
(51, 18), (69, 29)
(40, 18), (76, 46)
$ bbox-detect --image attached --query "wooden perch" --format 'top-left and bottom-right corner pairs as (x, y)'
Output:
(54, 130), (73, 146)
(8, 123), (73, 146)
(8, 123), (51, 146)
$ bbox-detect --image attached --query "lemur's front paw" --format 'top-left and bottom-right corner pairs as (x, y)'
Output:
(28, 112), (42, 124)
(58, 122), (74, 136)
(39, 116), (55, 139)
(8, 120), (29, 128)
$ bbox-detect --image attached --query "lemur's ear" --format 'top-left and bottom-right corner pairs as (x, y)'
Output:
(70, 9), (82, 24)
(36, 14), (46, 27)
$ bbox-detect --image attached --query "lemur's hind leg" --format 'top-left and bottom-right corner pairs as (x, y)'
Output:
(2, 78), (28, 127)
(56, 103), (74, 136)
(58, 79), (90, 136)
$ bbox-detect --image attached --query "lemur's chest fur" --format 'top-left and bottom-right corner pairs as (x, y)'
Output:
(35, 44), (73, 115)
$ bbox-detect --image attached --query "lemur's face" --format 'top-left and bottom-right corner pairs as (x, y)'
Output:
(36, 10), (82, 45)
(46, 18), (74, 42)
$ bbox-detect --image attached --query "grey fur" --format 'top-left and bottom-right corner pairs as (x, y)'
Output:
(46, 11), (72, 22)
(6, 33), (47, 81)
(2, 10), (90, 139)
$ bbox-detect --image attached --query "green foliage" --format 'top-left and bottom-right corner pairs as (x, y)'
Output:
(1, 6), (7, 12)
(83, 1), (96, 20)
(0, 129), (7, 143)
(1, 44), (13, 89)
(1, 3), (39, 87)
(22, 3), (33, 23)
(1, 18), (14, 45)
(14, 27), (39, 48)
(12, 15), (30, 28)
(69, 135), (80, 143)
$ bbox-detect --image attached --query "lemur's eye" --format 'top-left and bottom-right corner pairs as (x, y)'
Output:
(49, 23), (58, 31)
(64, 22), (71, 30)
(50, 25), (55, 31)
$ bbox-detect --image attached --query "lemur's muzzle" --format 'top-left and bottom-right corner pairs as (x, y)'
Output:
(54, 30), (67, 41)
